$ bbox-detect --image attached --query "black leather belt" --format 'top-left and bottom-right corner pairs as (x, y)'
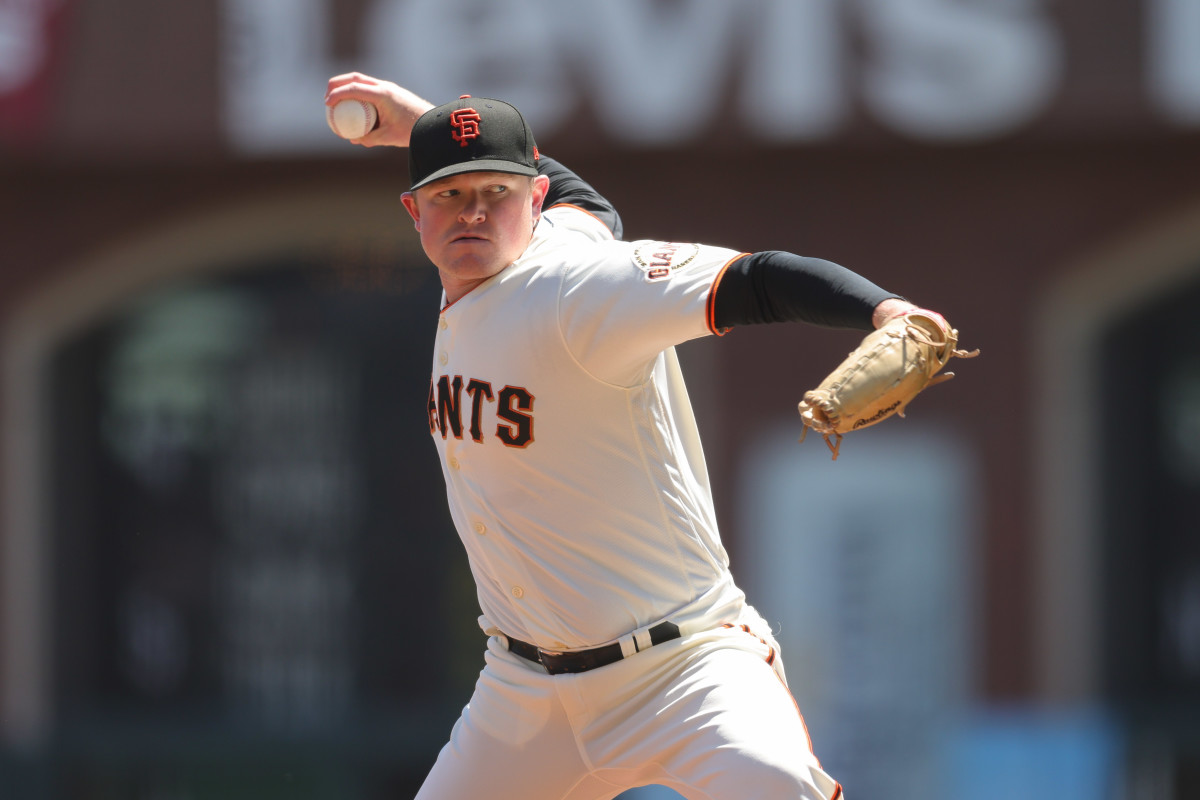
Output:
(506, 621), (681, 675)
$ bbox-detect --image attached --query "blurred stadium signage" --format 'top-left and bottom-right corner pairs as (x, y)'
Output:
(0, 0), (72, 142)
(219, 0), (1200, 154)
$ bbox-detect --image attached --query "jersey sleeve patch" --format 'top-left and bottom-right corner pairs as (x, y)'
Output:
(632, 241), (701, 282)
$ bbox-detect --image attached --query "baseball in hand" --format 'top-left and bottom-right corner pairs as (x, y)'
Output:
(327, 99), (378, 140)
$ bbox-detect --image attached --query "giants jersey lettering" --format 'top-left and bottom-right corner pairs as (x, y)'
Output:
(430, 205), (748, 650)
(429, 377), (534, 447)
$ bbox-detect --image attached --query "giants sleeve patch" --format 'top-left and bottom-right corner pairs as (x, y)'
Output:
(632, 242), (700, 282)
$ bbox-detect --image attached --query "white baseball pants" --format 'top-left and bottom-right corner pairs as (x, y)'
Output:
(414, 617), (842, 800)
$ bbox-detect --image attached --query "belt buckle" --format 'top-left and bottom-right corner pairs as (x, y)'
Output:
(537, 648), (563, 665)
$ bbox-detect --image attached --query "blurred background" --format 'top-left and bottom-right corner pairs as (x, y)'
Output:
(1, 0), (1198, 798)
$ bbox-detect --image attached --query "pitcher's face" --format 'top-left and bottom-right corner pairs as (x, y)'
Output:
(402, 171), (549, 303)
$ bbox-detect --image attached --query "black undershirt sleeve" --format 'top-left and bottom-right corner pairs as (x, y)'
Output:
(713, 250), (902, 332)
(537, 155), (624, 240)
(533, 160), (887, 330)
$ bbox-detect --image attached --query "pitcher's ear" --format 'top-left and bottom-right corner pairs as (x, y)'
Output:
(401, 192), (421, 231)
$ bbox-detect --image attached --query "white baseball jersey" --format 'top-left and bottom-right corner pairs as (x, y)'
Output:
(428, 204), (749, 651)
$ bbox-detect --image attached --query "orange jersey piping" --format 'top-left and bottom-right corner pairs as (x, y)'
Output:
(706, 253), (750, 336)
(546, 202), (618, 237)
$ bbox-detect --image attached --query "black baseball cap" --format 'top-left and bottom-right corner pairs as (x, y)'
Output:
(408, 95), (539, 190)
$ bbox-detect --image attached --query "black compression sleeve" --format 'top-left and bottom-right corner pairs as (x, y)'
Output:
(713, 251), (901, 331)
(537, 155), (624, 239)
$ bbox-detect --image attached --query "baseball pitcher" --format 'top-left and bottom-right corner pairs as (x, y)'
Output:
(325, 72), (975, 800)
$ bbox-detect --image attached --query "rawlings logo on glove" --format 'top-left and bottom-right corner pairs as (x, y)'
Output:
(797, 309), (979, 460)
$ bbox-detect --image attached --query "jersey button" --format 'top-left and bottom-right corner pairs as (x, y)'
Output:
(511, 586), (524, 599)
(448, 457), (460, 470)
(438, 318), (448, 331)
(438, 351), (449, 366)
(473, 522), (486, 535)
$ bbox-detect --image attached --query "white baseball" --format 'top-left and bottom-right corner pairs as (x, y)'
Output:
(327, 99), (378, 140)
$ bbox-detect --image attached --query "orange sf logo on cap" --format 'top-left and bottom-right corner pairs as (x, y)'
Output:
(450, 108), (482, 147)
